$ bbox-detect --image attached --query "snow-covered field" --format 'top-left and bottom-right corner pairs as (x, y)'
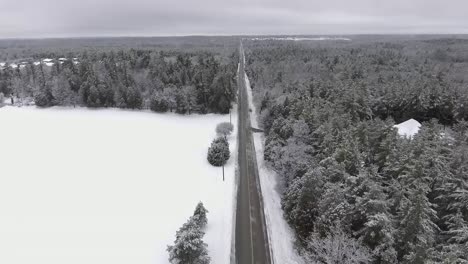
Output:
(244, 73), (304, 264)
(0, 106), (237, 264)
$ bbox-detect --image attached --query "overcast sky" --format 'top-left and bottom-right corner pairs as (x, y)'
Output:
(1, 0), (468, 38)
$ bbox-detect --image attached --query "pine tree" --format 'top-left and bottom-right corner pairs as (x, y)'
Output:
(207, 137), (230, 181)
(34, 84), (54, 107)
(396, 186), (439, 263)
(352, 168), (397, 263)
(87, 84), (101, 107)
(167, 203), (210, 264)
(193, 202), (208, 228)
(150, 93), (169, 112)
(207, 137), (230, 167)
(282, 167), (325, 240)
(439, 210), (468, 263)
(167, 218), (210, 264)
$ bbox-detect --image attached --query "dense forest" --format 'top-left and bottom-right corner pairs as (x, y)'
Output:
(0, 37), (238, 114)
(245, 38), (468, 263)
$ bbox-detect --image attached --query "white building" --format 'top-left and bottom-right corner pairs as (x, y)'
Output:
(394, 118), (421, 138)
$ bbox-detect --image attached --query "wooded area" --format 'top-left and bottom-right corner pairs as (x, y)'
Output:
(0, 37), (239, 114)
(245, 37), (468, 263)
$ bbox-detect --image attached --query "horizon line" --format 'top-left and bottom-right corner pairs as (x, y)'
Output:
(1, 33), (468, 41)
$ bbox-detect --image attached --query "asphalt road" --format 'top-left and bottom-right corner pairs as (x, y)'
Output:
(235, 42), (272, 264)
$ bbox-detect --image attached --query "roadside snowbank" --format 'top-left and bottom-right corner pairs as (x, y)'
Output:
(244, 74), (304, 264)
(0, 106), (237, 264)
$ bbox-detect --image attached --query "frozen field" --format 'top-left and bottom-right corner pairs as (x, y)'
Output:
(0, 106), (237, 264)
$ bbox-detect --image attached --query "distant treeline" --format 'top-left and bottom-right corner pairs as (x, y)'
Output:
(0, 48), (238, 114)
(246, 38), (468, 125)
(246, 38), (468, 263)
(0, 36), (241, 61)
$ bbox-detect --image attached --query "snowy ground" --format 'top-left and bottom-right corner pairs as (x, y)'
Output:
(244, 73), (304, 264)
(0, 106), (237, 264)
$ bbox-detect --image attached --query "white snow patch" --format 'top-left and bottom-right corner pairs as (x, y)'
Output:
(42, 58), (53, 63)
(244, 73), (304, 264)
(0, 106), (237, 264)
(394, 118), (421, 138)
(45, 62), (55, 67)
(9, 63), (18, 69)
(34, 61), (41, 66)
(0, 62), (5, 67)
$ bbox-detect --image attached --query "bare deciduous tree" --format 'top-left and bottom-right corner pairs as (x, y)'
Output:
(216, 122), (234, 139)
(305, 225), (372, 264)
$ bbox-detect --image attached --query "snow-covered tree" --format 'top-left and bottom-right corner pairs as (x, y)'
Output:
(305, 224), (372, 264)
(52, 74), (78, 107)
(438, 210), (468, 263)
(207, 137), (230, 180)
(193, 202), (208, 228)
(167, 218), (210, 264)
(396, 187), (439, 264)
(34, 85), (54, 107)
(207, 137), (230, 167)
(282, 167), (325, 240)
(215, 122), (234, 139)
(167, 203), (210, 264)
(315, 183), (351, 235)
(150, 93), (169, 112)
(352, 168), (397, 263)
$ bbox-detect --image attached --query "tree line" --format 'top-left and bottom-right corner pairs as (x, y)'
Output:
(245, 38), (468, 263)
(0, 48), (238, 114)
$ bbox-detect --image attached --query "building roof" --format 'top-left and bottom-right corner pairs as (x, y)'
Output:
(394, 118), (421, 138)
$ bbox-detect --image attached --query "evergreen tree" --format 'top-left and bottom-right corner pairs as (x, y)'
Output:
(167, 203), (210, 264)
(207, 137), (230, 167)
(352, 168), (397, 263)
(150, 93), (169, 112)
(34, 84), (54, 107)
(396, 187), (439, 263)
(167, 218), (210, 264)
(438, 210), (468, 263)
(193, 202), (208, 228)
(52, 74), (77, 107)
(86, 84), (101, 107)
(282, 167), (325, 240)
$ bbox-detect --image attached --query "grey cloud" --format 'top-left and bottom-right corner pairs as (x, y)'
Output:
(0, 0), (467, 38)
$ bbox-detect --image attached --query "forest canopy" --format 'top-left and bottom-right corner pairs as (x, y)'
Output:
(245, 37), (468, 263)
(0, 37), (239, 114)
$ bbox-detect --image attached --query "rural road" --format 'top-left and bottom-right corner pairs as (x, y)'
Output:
(235, 42), (272, 264)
